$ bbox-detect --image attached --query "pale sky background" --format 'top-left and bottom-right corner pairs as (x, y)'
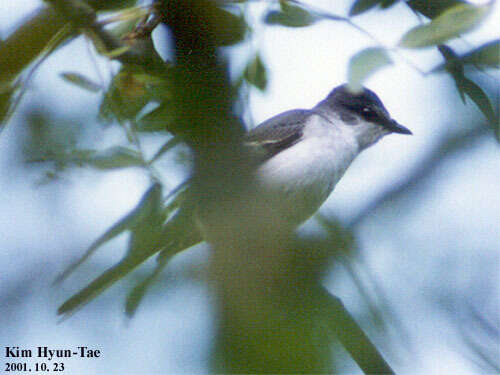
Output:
(0, 1), (499, 374)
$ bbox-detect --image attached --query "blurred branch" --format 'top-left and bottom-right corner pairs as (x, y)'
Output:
(348, 125), (491, 229)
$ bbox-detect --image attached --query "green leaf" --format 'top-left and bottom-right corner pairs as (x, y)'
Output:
(462, 39), (500, 68)
(137, 103), (176, 132)
(436, 45), (466, 102)
(56, 182), (203, 317)
(57, 183), (165, 315)
(349, 0), (381, 16)
(0, 85), (16, 127)
(86, 0), (138, 11)
(380, 0), (398, 9)
(431, 41), (499, 73)
(406, 0), (466, 19)
(347, 47), (392, 92)
(149, 137), (182, 164)
(88, 146), (143, 169)
(265, 1), (318, 27)
(54, 183), (162, 285)
(125, 196), (203, 317)
(244, 54), (268, 91)
(101, 45), (131, 59)
(459, 77), (497, 126)
(98, 67), (153, 123)
(436, 45), (497, 126)
(320, 288), (394, 374)
(61, 72), (102, 93)
(399, 3), (490, 48)
(125, 254), (170, 317)
(349, 0), (397, 16)
(212, 7), (247, 46)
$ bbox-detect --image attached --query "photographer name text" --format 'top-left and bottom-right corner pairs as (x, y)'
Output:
(5, 346), (100, 361)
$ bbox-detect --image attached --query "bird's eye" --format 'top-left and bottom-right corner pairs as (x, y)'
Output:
(361, 107), (377, 120)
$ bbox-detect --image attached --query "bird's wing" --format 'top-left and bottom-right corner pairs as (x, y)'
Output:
(244, 109), (316, 160)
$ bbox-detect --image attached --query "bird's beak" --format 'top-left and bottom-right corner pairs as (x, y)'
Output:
(383, 119), (412, 135)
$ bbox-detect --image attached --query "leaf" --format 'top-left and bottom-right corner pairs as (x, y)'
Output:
(149, 137), (182, 164)
(212, 7), (247, 46)
(437, 45), (466, 102)
(101, 45), (132, 59)
(462, 39), (500, 68)
(98, 67), (152, 123)
(347, 47), (392, 92)
(320, 288), (395, 374)
(54, 183), (163, 285)
(0, 85), (16, 127)
(61, 72), (102, 93)
(56, 182), (204, 317)
(349, 0), (397, 16)
(435, 45), (497, 126)
(86, 0), (139, 11)
(459, 77), (497, 126)
(400, 3), (490, 48)
(406, 0), (466, 19)
(264, 0), (318, 27)
(349, 0), (383, 16)
(380, 0), (398, 9)
(125, 254), (170, 317)
(125, 196), (203, 317)
(0, 8), (72, 88)
(137, 103), (176, 132)
(244, 54), (268, 91)
(57, 183), (165, 315)
(88, 146), (143, 169)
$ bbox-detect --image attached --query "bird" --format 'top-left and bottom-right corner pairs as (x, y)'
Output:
(237, 83), (412, 225)
(56, 83), (412, 316)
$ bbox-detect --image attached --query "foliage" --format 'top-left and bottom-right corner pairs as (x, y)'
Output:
(0, 0), (498, 373)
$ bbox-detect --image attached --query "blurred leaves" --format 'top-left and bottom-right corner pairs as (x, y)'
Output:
(436, 45), (497, 128)
(99, 66), (170, 124)
(27, 143), (146, 172)
(406, 0), (467, 19)
(244, 54), (268, 91)
(348, 47), (392, 92)
(400, 3), (491, 48)
(61, 72), (102, 93)
(23, 110), (80, 168)
(86, 146), (144, 169)
(432, 40), (500, 71)
(126, 194), (201, 317)
(56, 180), (201, 317)
(85, 0), (138, 11)
(0, 85), (17, 125)
(349, 0), (398, 16)
(460, 39), (500, 68)
(57, 182), (166, 315)
(0, 7), (70, 89)
(264, 0), (318, 27)
(54, 183), (163, 285)
(210, 6), (248, 46)
(1, 0), (498, 372)
(136, 103), (176, 132)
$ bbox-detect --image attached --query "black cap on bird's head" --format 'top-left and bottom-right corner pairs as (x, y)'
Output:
(323, 84), (412, 135)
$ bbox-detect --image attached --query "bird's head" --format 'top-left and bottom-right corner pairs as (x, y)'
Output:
(317, 84), (412, 149)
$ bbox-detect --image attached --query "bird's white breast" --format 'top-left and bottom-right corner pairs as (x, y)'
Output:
(252, 115), (359, 223)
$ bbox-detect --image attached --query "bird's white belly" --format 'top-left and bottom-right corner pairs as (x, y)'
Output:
(253, 132), (357, 223)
